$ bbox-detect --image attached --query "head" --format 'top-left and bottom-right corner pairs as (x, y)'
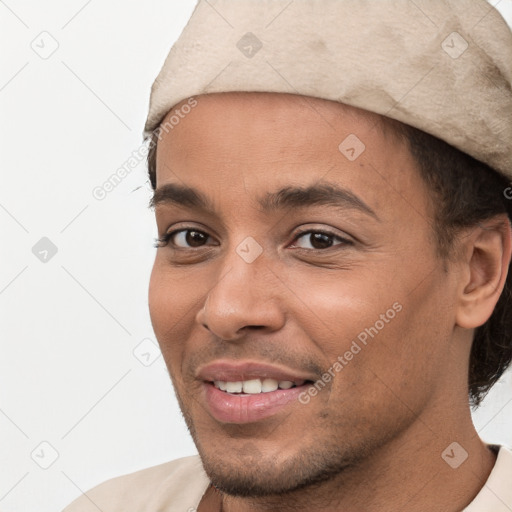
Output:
(146, 92), (512, 497)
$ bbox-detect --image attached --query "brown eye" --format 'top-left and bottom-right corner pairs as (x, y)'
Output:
(155, 228), (212, 249)
(171, 229), (210, 248)
(292, 230), (352, 250)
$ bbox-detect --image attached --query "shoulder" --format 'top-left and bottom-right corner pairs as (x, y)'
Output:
(61, 454), (210, 512)
(464, 444), (512, 512)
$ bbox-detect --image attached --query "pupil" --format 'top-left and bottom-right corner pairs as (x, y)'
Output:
(311, 233), (332, 249)
(187, 230), (206, 247)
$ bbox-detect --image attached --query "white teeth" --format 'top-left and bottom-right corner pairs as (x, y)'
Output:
(225, 381), (243, 393)
(242, 379), (262, 394)
(213, 378), (303, 394)
(214, 380), (227, 391)
(261, 378), (279, 392)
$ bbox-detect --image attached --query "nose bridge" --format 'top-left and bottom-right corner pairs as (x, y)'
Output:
(217, 228), (269, 286)
(210, 234), (268, 309)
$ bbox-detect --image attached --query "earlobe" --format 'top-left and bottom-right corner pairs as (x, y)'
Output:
(456, 215), (512, 329)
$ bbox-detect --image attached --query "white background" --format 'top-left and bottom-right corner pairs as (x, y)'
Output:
(1, 1), (512, 510)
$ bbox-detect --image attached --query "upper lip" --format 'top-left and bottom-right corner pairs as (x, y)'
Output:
(196, 360), (317, 384)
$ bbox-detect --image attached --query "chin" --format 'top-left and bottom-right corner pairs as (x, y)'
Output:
(196, 443), (353, 498)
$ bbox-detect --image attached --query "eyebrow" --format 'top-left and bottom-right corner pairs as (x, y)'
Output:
(150, 181), (379, 220)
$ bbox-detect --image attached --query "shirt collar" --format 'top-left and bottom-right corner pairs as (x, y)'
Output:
(463, 444), (512, 511)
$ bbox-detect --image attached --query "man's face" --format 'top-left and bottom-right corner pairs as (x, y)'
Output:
(149, 92), (461, 496)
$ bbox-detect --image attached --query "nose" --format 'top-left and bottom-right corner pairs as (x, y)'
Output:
(195, 247), (286, 341)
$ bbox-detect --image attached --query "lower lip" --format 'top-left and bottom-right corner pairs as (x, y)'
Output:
(203, 382), (309, 424)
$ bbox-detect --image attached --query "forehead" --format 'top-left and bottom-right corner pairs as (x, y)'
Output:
(158, 92), (390, 159)
(154, 92), (429, 224)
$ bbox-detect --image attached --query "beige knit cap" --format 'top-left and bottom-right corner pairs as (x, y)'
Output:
(143, 0), (512, 178)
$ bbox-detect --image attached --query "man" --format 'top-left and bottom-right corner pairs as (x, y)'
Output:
(63, 0), (512, 510)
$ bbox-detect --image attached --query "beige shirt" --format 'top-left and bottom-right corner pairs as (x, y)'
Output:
(62, 444), (512, 512)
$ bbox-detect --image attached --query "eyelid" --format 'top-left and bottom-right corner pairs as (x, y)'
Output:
(289, 228), (354, 249)
(154, 227), (213, 249)
(155, 224), (354, 251)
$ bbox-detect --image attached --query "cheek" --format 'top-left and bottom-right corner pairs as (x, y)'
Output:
(327, 290), (452, 418)
(283, 268), (401, 356)
(149, 258), (200, 323)
(148, 262), (170, 337)
(148, 262), (196, 364)
(294, 267), (446, 405)
(308, 313), (428, 441)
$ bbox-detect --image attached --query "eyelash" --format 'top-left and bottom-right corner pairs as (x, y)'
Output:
(153, 227), (353, 251)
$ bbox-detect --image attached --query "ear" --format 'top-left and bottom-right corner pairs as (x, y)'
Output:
(456, 214), (512, 329)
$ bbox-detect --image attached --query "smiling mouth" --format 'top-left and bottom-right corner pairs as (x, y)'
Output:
(203, 379), (315, 424)
(209, 378), (313, 394)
